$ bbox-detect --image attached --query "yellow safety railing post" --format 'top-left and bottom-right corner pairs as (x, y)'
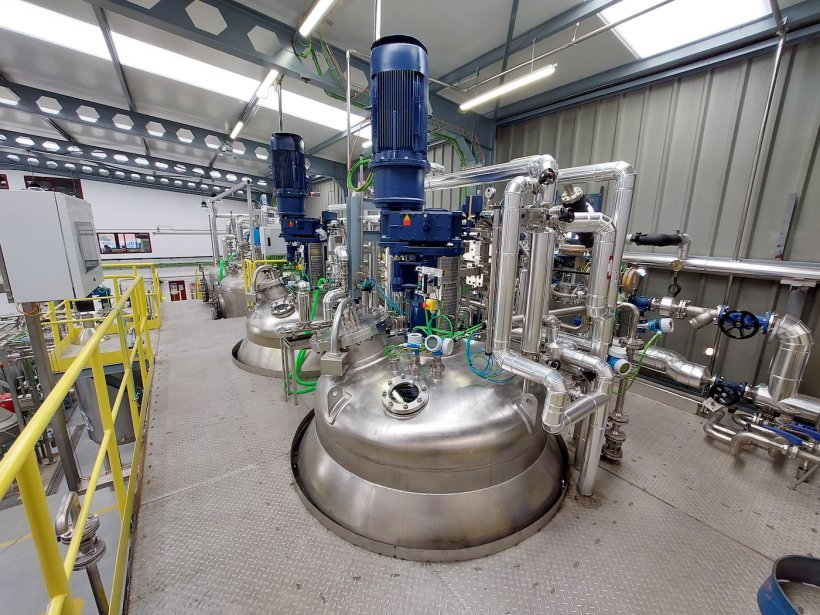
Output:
(89, 343), (127, 515)
(0, 271), (161, 615)
(113, 308), (140, 435)
(17, 452), (78, 615)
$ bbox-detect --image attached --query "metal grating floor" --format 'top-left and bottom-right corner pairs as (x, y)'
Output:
(127, 301), (820, 615)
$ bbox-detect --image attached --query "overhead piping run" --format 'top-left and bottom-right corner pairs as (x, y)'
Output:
(448, 0), (677, 94)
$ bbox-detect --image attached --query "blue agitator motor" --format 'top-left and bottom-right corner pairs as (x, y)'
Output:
(271, 132), (321, 263)
(369, 36), (463, 326)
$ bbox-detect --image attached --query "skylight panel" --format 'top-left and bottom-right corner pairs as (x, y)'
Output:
(602, 0), (770, 59)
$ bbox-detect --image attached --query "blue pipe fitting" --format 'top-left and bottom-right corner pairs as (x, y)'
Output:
(629, 295), (654, 315)
(644, 318), (674, 333)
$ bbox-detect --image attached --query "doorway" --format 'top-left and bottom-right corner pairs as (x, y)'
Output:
(169, 280), (187, 301)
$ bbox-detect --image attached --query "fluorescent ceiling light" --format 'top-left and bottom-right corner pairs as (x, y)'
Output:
(255, 69), (279, 99)
(111, 33), (259, 100)
(259, 91), (369, 135)
(4, 1), (369, 139)
(298, 0), (338, 37)
(459, 64), (557, 112)
(601, 0), (770, 59)
(229, 121), (245, 140)
(1, 0), (110, 59)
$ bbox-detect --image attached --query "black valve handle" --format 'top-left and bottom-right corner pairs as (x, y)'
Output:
(631, 232), (683, 247)
(709, 382), (741, 406)
(718, 310), (760, 340)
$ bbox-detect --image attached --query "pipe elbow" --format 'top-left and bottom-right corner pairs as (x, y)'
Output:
(612, 161), (636, 186)
(528, 155), (558, 180)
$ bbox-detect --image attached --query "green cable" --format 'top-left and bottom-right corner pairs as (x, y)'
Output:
(347, 157), (374, 192)
(625, 332), (661, 392)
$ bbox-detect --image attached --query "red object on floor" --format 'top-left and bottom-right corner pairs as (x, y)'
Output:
(0, 393), (14, 412)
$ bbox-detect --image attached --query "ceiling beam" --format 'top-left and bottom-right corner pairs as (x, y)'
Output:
(495, 0), (820, 125)
(92, 5), (153, 158)
(491, 0), (520, 118)
(431, 0), (620, 95)
(0, 157), (248, 201)
(0, 78), (345, 179)
(0, 127), (271, 187)
(79, 0), (495, 154)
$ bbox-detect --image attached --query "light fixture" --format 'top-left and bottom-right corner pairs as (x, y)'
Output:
(298, 0), (338, 38)
(259, 91), (368, 134)
(601, 0), (770, 59)
(254, 69), (279, 99)
(704, 347), (715, 357)
(362, 140), (372, 149)
(1, 0), (110, 59)
(229, 121), (244, 140)
(459, 64), (557, 112)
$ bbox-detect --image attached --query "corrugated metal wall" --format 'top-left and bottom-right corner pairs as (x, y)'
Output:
(426, 142), (466, 211)
(496, 39), (820, 396)
(306, 179), (345, 219)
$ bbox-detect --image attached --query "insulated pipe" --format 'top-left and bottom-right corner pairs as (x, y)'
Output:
(768, 314), (813, 402)
(322, 288), (347, 322)
(559, 348), (614, 496)
(557, 162), (635, 497)
(246, 180), (255, 258)
(329, 298), (352, 358)
(641, 347), (713, 389)
(522, 230), (555, 355)
(621, 253), (820, 282)
(494, 350), (568, 428)
(748, 384), (820, 426)
(492, 176), (538, 353)
(425, 155), (557, 191)
(565, 212), (616, 357)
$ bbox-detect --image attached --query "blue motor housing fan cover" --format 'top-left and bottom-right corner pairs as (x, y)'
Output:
(369, 35), (430, 211)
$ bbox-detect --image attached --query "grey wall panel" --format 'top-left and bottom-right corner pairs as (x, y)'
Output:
(498, 40), (820, 397)
(425, 141), (464, 211)
(305, 179), (344, 219)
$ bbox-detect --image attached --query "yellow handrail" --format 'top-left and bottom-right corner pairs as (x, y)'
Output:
(242, 258), (288, 294)
(0, 274), (157, 614)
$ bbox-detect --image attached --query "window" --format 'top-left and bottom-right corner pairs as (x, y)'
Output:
(23, 175), (83, 198)
(75, 222), (100, 272)
(601, 0), (770, 59)
(97, 232), (152, 254)
(0, 174), (8, 189)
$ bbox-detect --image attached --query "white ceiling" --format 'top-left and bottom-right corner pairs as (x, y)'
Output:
(0, 0), (798, 184)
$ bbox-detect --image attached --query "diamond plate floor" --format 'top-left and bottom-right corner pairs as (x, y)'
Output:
(127, 301), (820, 615)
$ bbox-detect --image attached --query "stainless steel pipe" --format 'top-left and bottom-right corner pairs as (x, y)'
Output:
(621, 253), (820, 282)
(641, 347), (713, 389)
(522, 231), (555, 355)
(425, 155), (557, 192)
(768, 314), (813, 402)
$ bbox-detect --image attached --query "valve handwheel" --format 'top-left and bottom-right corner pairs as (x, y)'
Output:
(709, 382), (741, 406)
(718, 310), (760, 340)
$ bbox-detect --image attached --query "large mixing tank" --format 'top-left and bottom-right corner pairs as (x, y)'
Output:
(291, 338), (569, 561)
(217, 270), (251, 319)
(232, 276), (321, 377)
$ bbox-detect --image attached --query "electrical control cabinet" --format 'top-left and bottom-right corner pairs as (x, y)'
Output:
(0, 191), (103, 302)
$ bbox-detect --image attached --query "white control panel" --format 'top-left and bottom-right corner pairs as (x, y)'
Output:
(0, 191), (103, 302)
